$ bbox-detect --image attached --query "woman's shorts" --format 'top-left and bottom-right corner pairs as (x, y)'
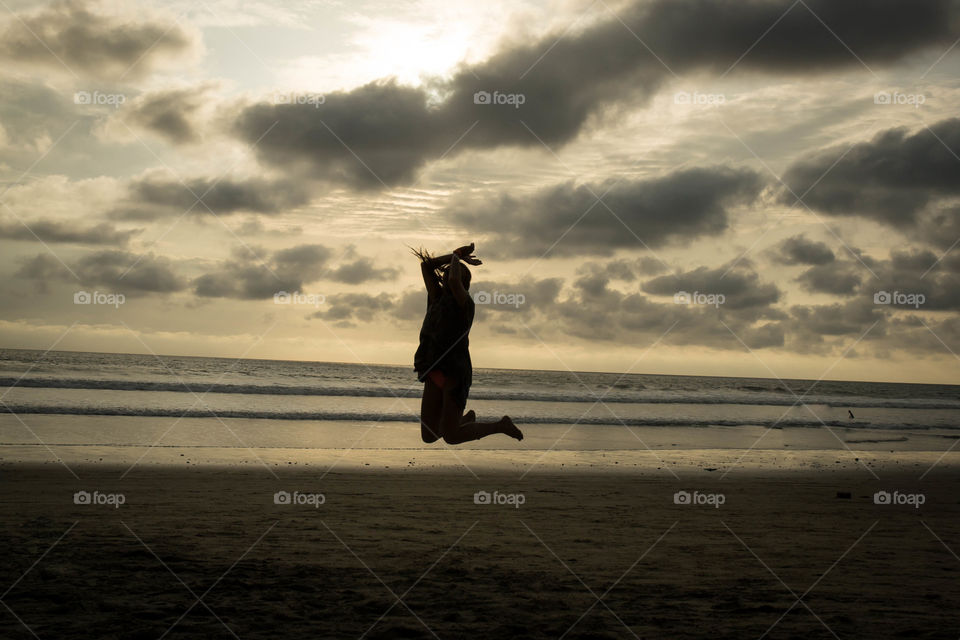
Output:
(426, 369), (447, 389)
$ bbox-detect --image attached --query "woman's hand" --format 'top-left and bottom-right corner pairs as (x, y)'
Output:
(454, 242), (482, 265)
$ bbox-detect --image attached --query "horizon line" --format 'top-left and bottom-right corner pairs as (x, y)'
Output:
(0, 345), (956, 389)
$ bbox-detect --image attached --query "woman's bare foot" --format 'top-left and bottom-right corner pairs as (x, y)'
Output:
(460, 409), (476, 424)
(500, 416), (523, 441)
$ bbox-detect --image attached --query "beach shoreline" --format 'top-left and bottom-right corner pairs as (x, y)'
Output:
(3, 413), (959, 472)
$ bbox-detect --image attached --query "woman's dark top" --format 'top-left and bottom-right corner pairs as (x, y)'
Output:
(414, 286), (475, 409)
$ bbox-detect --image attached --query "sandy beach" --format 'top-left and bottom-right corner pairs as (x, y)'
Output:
(2, 446), (958, 639)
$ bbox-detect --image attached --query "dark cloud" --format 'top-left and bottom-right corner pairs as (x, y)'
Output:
(774, 234), (835, 265)
(796, 262), (862, 296)
(394, 255), (955, 355)
(125, 87), (210, 144)
(329, 277), (565, 324)
(0, 78), (109, 178)
(192, 265), (290, 300)
(454, 264), (784, 350)
(767, 244), (960, 309)
(0, 0), (197, 80)
(786, 299), (886, 353)
(14, 250), (185, 294)
(642, 262), (781, 310)
(193, 244), (332, 300)
(234, 218), (303, 237)
(115, 174), (312, 219)
(191, 271), (236, 298)
(867, 248), (960, 311)
(889, 248), (942, 272)
(14, 253), (68, 284)
(233, 0), (958, 189)
(573, 272), (618, 299)
(326, 258), (399, 284)
(453, 167), (763, 257)
(884, 314), (960, 355)
(636, 256), (669, 276)
(233, 81), (441, 190)
(469, 277), (564, 313)
(0, 219), (139, 245)
(576, 257), (668, 282)
(0, 79), (78, 148)
(629, 0), (956, 72)
(0, 77), (201, 180)
(782, 118), (960, 226)
(296, 248), (956, 356)
(783, 246), (960, 309)
(192, 245), (400, 300)
(311, 292), (394, 325)
(439, 0), (956, 150)
(272, 244), (330, 276)
(75, 250), (184, 292)
(552, 285), (785, 349)
(918, 207), (960, 250)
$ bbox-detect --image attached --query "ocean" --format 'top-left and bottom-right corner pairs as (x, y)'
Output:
(1, 348), (958, 431)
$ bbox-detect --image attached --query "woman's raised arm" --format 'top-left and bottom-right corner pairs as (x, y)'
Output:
(412, 247), (453, 300)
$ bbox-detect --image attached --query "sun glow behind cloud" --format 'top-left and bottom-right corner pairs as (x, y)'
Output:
(275, 2), (529, 92)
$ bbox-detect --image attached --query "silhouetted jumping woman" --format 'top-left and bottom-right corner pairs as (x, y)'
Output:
(413, 243), (523, 444)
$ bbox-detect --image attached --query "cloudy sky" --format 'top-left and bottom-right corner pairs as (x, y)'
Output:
(1, 0), (959, 384)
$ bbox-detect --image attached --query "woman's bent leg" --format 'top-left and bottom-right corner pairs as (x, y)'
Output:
(438, 387), (522, 444)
